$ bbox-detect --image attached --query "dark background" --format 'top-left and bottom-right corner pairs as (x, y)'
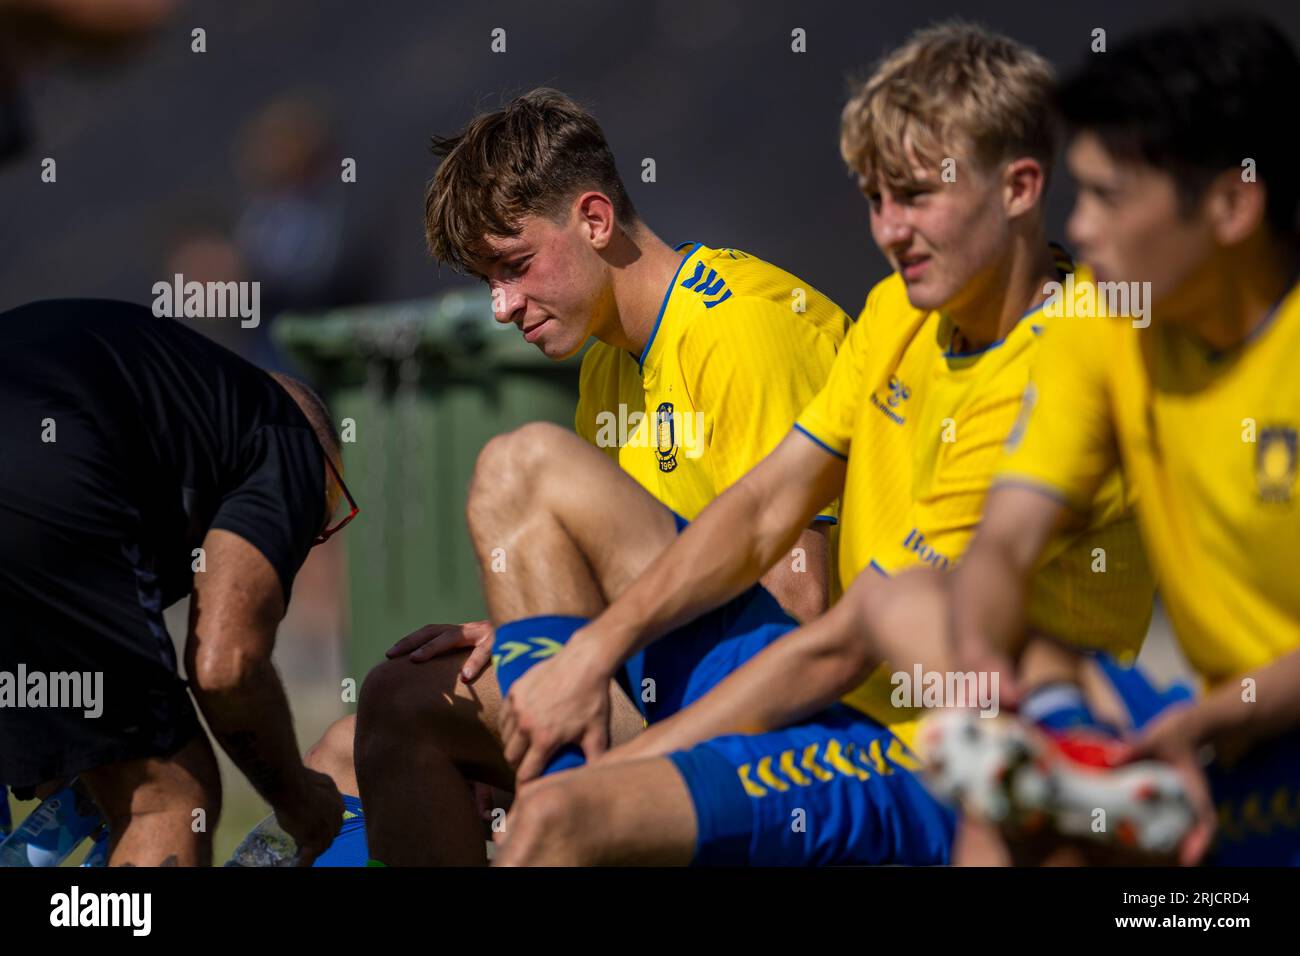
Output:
(5, 0), (1298, 321)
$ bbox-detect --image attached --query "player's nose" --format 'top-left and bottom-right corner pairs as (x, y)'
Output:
(490, 284), (526, 326)
(874, 200), (913, 248)
(1065, 201), (1094, 258)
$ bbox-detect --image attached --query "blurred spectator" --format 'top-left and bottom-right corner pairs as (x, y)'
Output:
(0, 0), (175, 162)
(231, 94), (376, 369)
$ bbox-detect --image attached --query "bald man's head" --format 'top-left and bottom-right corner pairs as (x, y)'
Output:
(270, 372), (341, 467)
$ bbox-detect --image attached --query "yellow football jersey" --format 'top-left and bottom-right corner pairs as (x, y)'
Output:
(796, 259), (1154, 747)
(1000, 278), (1300, 686)
(575, 242), (849, 521)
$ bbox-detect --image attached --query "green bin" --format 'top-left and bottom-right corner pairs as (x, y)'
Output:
(274, 290), (583, 690)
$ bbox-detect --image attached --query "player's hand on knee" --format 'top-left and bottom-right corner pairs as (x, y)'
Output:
(385, 620), (494, 677)
(274, 767), (344, 867)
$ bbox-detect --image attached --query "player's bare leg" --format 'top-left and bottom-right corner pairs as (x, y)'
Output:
(304, 714), (357, 794)
(494, 756), (696, 866)
(358, 422), (677, 864)
(357, 650), (519, 864)
(465, 421), (680, 621)
(80, 732), (222, 867)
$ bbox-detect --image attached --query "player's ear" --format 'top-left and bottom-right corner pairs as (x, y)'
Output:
(1002, 157), (1046, 220)
(1204, 169), (1267, 247)
(575, 191), (616, 251)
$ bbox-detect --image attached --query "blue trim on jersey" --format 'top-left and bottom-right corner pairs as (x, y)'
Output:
(640, 242), (703, 373)
(812, 514), (838, 525)
(792, 423), (848, 461)
(990, 476), (1088, 515)
(1205, 267), (1300, 362)
(943, 249), (1072, 358)
(868, 559), (890, 577)
(946, 300), (1045, 356)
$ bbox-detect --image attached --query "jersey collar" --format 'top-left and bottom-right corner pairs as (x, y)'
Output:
(1202, 265), (1300, 363)
(943, 243), (1073, 358)
(638, 241), (704, 374)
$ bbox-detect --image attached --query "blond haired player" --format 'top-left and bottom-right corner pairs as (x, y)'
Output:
(493, 24), (1153, 867)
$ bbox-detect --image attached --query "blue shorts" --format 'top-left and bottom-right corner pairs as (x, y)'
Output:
(493, 511), (802, 774)
(619, 511), (802, 724)
(668, 704), (956, 866)
(1091, 657), (1300, 867)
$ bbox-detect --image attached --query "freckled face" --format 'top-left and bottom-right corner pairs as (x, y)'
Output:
(471, 212), (612, 359)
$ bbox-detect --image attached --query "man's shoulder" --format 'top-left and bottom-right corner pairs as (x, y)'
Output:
(670, 247), (848, 355)
(677, 244), (845, 316)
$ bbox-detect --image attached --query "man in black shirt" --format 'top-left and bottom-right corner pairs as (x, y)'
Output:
(0, 298), (351, 866)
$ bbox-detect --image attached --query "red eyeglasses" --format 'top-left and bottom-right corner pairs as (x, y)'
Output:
(316, 452), (359, 545)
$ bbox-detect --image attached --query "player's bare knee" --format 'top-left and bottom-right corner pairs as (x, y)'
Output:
(357, 660), (413, 742)
(304, 714), (356, 787)
(357, 656), (462, 762)
(468, 423), (572, 532)
(471, 423), (559, 500)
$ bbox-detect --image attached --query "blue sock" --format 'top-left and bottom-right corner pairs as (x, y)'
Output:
(494, 615), (590, 775)
(1021, 682), (1118, 737)
(1093, 655), (1194, 731)
(311, 794), (370, 867)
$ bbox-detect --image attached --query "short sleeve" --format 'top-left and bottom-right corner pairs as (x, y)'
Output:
(679, 296), (842, 516)
(209, 424), (324, 602)
(795, 288), (876, 460)
(997, 316), (1120, 511)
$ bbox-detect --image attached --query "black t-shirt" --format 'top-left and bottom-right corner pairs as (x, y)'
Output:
(0, 299), (324, 606)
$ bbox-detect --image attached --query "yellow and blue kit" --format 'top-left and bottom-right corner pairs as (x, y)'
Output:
(999, 272), (1300, 865)
(663, 252), (1158, 865)
(494, 242), (849, 772)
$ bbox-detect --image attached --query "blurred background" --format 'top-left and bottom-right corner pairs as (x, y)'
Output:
(3, 0), (1296, 861)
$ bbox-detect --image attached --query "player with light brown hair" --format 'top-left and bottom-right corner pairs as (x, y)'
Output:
(268, 87), (849, 865)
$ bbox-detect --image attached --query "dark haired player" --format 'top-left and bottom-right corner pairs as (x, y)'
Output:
(950, 15), (1300, 866)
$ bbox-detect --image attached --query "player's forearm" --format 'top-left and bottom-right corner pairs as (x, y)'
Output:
(575, 473), (817, 675)
(626, 597), (871, 756)
(950, 533), (1030, 668)
(1183, 647), (1300, 751)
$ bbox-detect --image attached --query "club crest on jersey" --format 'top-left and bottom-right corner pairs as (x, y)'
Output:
(1256, 427), (1297, 503)
(655, 402), (678, 472)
